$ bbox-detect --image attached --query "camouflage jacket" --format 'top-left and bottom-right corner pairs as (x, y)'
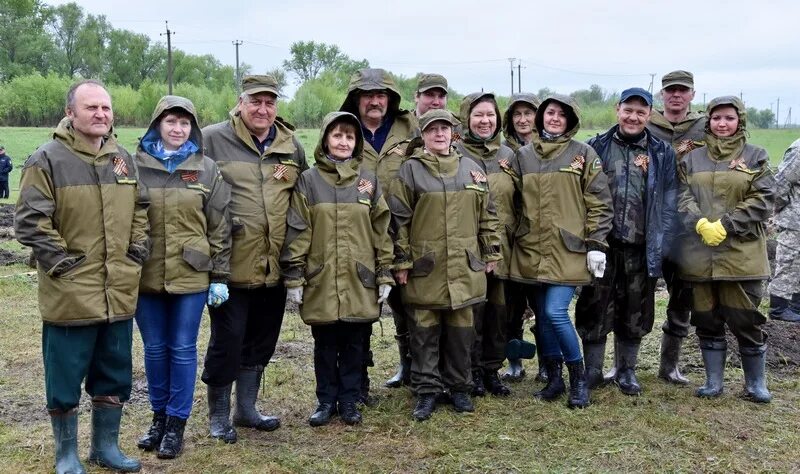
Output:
(774, 138), (800, 231)
(646, 110), (706, 159)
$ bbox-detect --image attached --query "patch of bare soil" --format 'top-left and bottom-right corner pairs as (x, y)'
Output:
(0, 203), (14, 227)
(726, 319), (800, 374)
(0, 204), (27, 266)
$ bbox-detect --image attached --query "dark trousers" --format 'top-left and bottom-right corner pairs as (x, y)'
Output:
(471, 276), (508, 372)
(43, 319), (133, 411)
(662, 258), (693, 338)
(0, 180), (8, 198)
(202, 285), (286, 387)
(691, 280), (766, 348)
(505, 280), (528, 342)
(575, 243), (656, 344)
(410, 307), (474, 395)
(311, 322), (370, 404)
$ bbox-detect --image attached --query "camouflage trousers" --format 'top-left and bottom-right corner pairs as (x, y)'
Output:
(471, 276), (508, 372)
(575, 242), (656, 344)
(768, 229), (800, 300)
(691, 280), (766, 348)
(409, 306), (474, 395)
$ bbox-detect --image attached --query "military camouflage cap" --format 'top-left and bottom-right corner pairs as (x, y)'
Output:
(662, 70), (694, 89)
(418, 109), (460, 132)
(417, 73), (448, 93)
(241, 75), (281, 97)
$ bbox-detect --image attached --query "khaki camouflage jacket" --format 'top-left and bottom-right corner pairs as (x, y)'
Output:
(774, 138), (800, 231)
(647, 110), (706, 159)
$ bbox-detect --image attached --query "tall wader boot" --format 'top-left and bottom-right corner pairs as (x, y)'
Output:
(696, 339), (727, 398)
(615, 340), (642, 396)
(769, 295), (800, 322)
(566, 359), (590, 408)
(582, 341), (606, 389)
(533, 357), (565, 401)
(658, 332), (690, 384)
(384, 333), (411, 388)
(740, 345), (772, 403)
(87, 396), (141, 472)
(50, 408), (86, 474)
(233, 365), (280, 431)
(207, 383), (236, 443)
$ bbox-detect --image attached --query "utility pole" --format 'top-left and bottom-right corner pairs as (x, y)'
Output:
(233, 40), (243, 92)
(776, 98), (780, 129)
(703, 93), (706, 109)
(161, 21), (174, 94)
(648, 73), (655, 93)
(517, 60), (522, 93)
(508, 58), (516, 95)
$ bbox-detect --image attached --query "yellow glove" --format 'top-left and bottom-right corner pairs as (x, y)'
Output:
(696, 218), (727, 246)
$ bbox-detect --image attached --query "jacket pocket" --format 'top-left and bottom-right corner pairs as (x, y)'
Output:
(356, 262), (377, 289)
(466, 249), (486, 272)
(305, 264), (324, 281)
(559, 227), (587, 253)
(182, 246), (213, 272)
(231, 216), (245, 236)
(410, 251), (435, 277)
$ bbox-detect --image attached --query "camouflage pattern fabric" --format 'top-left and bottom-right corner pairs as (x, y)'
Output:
(768, 229), (800, 299)
(603, 134), (648, 244)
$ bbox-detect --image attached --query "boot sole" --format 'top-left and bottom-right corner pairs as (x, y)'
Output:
(88, 457), (141, 473)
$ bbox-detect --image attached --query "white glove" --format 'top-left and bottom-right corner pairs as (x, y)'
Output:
(287, 286), (303, 304)
(586, 250), (606, 278)
(377, 284), (392, 304)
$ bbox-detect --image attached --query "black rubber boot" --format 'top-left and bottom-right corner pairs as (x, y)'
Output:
(384, 334), (411, 388)
(658, 333), (690, 385)
(582, 341), (606, 390)
(338, 401), (363, 425)
(233, 365), (281, 431)
(308, 402), (336, 427)
(207, 383), (237, 443)
(50, 408), (87, 474)
(156, 416), (187, 459)
(471, 368), (486, 397)
(769, 295), (800, 322)
(740, 345), (772, 403)
(533, 357), (565, 401)
(696, 339), (726, 398)
(603, 336), (619, 384)
(501, 358), (526, 381)
(484, 370), (511, 396)
(451, 391), (475, 413)
(566, 359), (590, 409)
(87, 397), (141, 472)
(137, 411), (166, 451)
(615, 340), (642, 396)
(412, 394), (437, 421)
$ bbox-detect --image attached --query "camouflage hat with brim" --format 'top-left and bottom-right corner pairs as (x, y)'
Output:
(241, 75), (281, 97)
(662, 70), (694, 89)
(417, 73), (448, 93)
(419, 109), (460, 132)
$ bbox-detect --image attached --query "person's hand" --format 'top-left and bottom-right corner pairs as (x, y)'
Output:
(287, 286), (303, 304)
(377, 284), (392, 304)
(48, 254), (86, 277)
(586, 251), (606, 278)
(207, 283), (229, 307)
(485, 261), (497, 274)
(697, 218), (727, 246)
(395, 269), (408, 285)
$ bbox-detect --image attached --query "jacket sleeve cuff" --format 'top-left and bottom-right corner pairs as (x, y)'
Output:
(720, 215), (736, 234)
(586, 240), (608, 252)
(283, 278), (305, 289)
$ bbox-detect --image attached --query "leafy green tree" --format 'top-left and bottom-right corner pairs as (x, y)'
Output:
(282, 41), (368, 84)
(105, 29), (165, 88)
(0, 0), (55, 80)
(48, 2), (84, 76)
(76, 14), (111, 79)
(265, 67), (288, 94)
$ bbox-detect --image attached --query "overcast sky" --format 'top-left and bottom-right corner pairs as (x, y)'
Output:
(49, 0), (800, 122)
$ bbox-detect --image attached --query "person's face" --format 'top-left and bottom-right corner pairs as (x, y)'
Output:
(358, 91), (389, 122)
(662, 85), (695, 115)
(415, 88), (447, 115)
(325, 123), (357, 161)
(422, 121), (452, 155)
(469, 101), (498, 139)
(616, 98), (651, 136)
(158, 113), (192, 150)
(542, 102), (568, 135)
(238, 92), (277, 137)
(709, 106), (739, 137)
(512, 104), (536, 136)
(66, 84), (113, 140)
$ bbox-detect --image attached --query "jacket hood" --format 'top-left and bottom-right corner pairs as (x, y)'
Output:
(705, 95), (747, 132)
(340, 68), (403, 117)
(314, 111), (365, 164)
(459, 92), (502, 141)
(503, 92), (540, 139)
(534, 94), (581, 139)
(144, 95), (203, 150)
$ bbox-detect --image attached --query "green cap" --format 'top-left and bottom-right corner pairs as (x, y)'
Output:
(419, 109), (460, 132)
(417, 73), (448, 93)
(241, 75), (281, 97)
(662, 70), (694, 89)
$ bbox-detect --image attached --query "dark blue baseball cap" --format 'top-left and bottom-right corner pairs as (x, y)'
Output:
(619, 87), (653, 106)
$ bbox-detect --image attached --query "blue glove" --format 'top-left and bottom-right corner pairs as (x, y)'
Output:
(207, 283), (229, 307)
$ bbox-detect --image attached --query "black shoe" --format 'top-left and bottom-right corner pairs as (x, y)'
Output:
(566, 360), (590, 409)
(534, 357), (565, 401)
(471, 369), (486, 397)
(338, 401), (363, 425)
(233, 366), (281, 432)
(451, 391), (474, 413)
(412, 394), (437, 421)
(615, 341), (642, 396)
(207, 384), (237, 443)
(156, 416), (186, 459)
(484, 371), (511, 396)
(308, 402), (336, 427)
(535, 361), (549, 383)
(137, 411), (166, 451)
(769, 295), (800, 322)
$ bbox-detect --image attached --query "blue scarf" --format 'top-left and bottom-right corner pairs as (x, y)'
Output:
(141, 128), (199, 173)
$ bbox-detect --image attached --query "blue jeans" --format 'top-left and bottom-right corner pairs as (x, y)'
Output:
(135, 291), (205, 419)
(530, 284), (582, 363)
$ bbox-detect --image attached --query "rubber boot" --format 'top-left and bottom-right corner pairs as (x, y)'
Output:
(740, 345), (772, 403)
(359, 351), (378, 407)
(207, 383), (236, 443)
(50, 408), (87, 474)
(384, 334), (411, 388)
(484, 370), (511, 396)
(501, 358), (526, 381)
(696, 339), (726, 398)
(582, 341), (606, 390)
(615, 340), (642, 396)
(156, 416), (187, 459)
(658, 332), (690, 385)
(533, 357), (565, 401)
(412, 394), (437, 421)
(471, 368), (486, 397)
(769, 295), (800, 322)
(87, 397), (141, 472)
(137, 411), (166, 451)
(603, 335), (620, 384)
(566, 359), (590, 409)
(233, 365), (280, 431)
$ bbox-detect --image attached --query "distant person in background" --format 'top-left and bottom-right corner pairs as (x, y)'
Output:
(15, 79), (149, 473)
(133, 95), (231, 459)
(502, 93), (541, 151)
(677, 96), (774, 403)
(645, 70), (707, 386)
(0, 145), (12, 198)
(413, 74), (449, 119)
(767, 137), (800, 323)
